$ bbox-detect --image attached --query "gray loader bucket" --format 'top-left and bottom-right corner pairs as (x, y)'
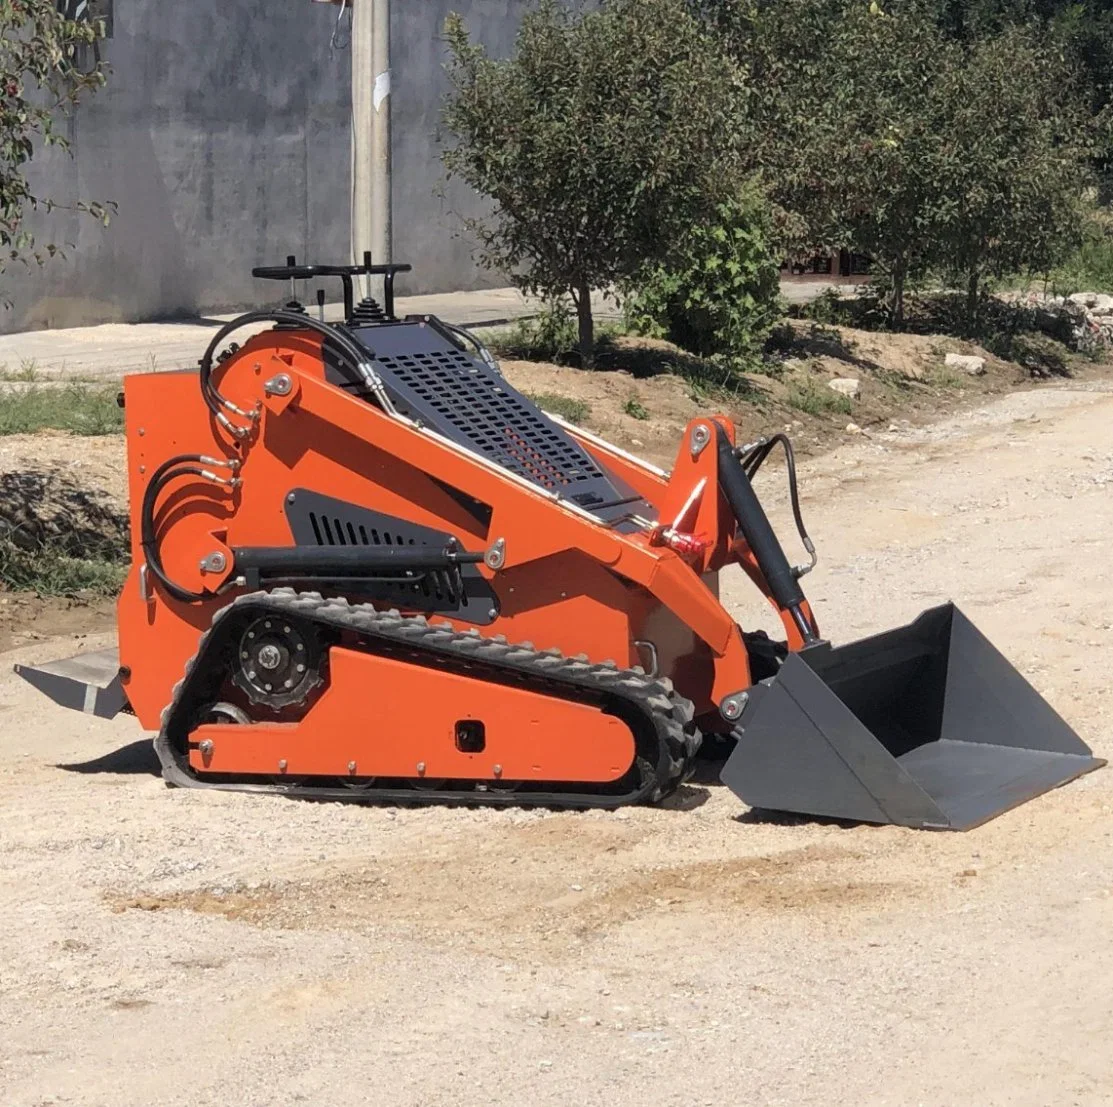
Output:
(721, 604), (1103, 829)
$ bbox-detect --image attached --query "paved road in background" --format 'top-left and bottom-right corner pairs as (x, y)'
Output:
(0, 280), (841, 380)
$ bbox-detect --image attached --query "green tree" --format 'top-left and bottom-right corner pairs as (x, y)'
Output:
(441, 0), (745, 366)
(705, 0), (1090, 327)
(0, 1), (112, 297)
(931, 26), (1090, 324)
(762, 1), (954, 325)
(900, 0), (1113, 173)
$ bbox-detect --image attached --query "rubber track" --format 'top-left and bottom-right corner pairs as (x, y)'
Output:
(155, 588), (701, 809)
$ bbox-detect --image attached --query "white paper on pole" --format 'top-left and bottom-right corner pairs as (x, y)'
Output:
(373, 70), (391, 111)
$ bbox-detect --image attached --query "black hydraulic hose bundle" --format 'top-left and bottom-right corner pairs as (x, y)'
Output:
(197, 308), (376, 423)
(737, 432), (816, 573)
(148, 305), (495, 604)
(140, 454), (215, 604)
(145, 309), (362, 604)
(142, 309), (387, 604)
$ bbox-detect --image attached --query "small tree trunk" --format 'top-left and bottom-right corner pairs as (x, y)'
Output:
(889, 257), (906, 330)
(574, 280), (594, 368)
(966, 269), (980, 331)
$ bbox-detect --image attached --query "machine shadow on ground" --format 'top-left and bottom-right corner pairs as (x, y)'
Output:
(58, 739), (161, 777)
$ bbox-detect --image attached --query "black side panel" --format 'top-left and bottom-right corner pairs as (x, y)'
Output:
(285, 489), (498, 625)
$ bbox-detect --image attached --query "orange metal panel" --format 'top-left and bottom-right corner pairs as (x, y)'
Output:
(275, 371), (742, 655)
(187, 647), (636, 782)
(657, 417), (736, 574)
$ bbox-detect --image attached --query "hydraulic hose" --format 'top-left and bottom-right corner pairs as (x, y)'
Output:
(439, 319), (501, 373)
(198, 309), (384, 426)
(139, 455), (212, 603)
(716, 426), (817, 643)
(739, 432), (817, 576)
(154, 311), (387, 603)
(141, 454), (241, 604)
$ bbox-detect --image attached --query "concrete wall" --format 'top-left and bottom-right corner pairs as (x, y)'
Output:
(7, 0), (529, 332)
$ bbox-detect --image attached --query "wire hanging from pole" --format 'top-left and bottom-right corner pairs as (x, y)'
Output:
(330, 0), (352, 53)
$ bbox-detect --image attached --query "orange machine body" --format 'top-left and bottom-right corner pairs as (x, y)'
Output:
(117, 327), (808, 790)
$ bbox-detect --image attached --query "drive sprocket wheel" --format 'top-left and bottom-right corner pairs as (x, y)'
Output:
(232, 614), (322, 709)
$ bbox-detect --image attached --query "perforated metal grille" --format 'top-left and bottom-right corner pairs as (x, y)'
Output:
(375, 348), (606, 491)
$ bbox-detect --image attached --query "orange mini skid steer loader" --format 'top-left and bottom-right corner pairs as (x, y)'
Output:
(16, 257), (1103, 828)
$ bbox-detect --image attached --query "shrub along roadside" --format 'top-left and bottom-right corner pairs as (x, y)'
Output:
(0, 394), (129, 595)
(522, 391), (591, 425)
(624, 190), (782, 362)
(0, 383), (124, 436)
(0, 539), (126, 597)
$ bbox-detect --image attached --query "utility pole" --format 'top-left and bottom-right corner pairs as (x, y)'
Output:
(349, 0), (392, 304)
(370, 0), (392, 305)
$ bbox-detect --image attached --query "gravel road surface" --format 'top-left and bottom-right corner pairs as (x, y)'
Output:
(2, 385), (1112, 1106)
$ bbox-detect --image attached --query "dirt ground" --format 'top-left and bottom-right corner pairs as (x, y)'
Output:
(3, 380), (1113, 1106)
(498, 325), (1098, 468)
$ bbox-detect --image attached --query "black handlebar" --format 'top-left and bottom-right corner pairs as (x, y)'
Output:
(251, 262), (414, 281)
(252, 253), (413, 320)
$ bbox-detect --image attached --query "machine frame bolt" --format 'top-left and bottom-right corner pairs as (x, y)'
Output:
(416, 761), (426, 776)
(277, 759), (288, 773)
(199, 551), (227, 574)
(199, 739), (214, 756)
(690, 423), (711, 458)
(484, 537), (507, 571)
(493, 764), (503, 778)
(256, 644), (282, 670)
(719, 691), (749, 722)
(264, 373), (293, 396)
(348, 760), (357, 774)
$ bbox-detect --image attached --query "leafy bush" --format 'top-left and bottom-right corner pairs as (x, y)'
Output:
(0, 467), (129, 595)
(489, 304), (579, 364)
(623, 396), (649, 420)
(0, 537), (125, 596)
(625, 192), (782, 360)
(488, 304), (627, 367)
(1050, 207), (1113, 294)
(787, 377), (853, 416)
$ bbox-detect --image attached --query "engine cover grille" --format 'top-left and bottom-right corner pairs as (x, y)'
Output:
(340, 321), (636, 513)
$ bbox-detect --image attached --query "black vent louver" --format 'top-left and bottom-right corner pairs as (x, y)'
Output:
(285, 492), (497, 624)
